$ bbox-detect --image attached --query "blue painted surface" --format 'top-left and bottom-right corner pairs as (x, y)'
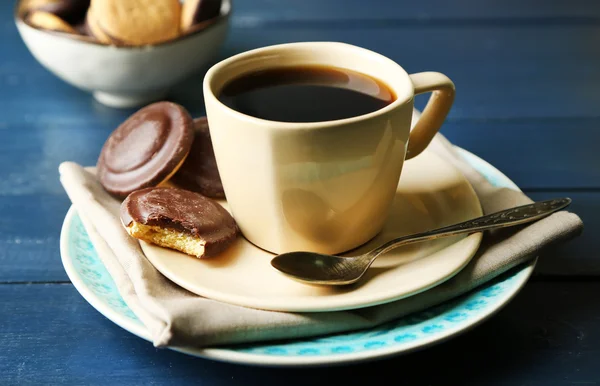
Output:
(2, 282), (599, 385)
(230, 0), (600, 22)
(1, 0), (598, 384)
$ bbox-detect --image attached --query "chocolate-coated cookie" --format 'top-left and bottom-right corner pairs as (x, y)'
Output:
(38, 0), (89, 24)
(20, 0), (89, 24)
(121, 187), (239, 257)
(181, 0), (222, 31)
(97, 102), (194, 198)
(171, 117), (225, 198)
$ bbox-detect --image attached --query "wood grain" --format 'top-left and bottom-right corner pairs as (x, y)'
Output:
(0, 191), (593, 283)
(1, 119), (599, 197)
(443, 119), (600, 189)
(2, 0), (599, 383)
(1, 282), (599, 385)
(232, 0), (600, 23)
(3, 19), (600, 121)
(0, 194), (68, 282)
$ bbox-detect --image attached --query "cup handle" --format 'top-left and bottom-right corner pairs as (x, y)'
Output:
(406, 72), (455, 160)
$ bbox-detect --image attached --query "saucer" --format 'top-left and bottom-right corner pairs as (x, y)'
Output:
(60, 147), (534, 366)
(141, 149), (483, 312)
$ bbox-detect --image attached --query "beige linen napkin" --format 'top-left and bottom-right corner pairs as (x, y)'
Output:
(59, 134), (583, 349)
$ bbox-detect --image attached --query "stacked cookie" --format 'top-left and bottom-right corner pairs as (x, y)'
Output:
(20, 0), (90, 34)
(21, 0), (222, 46)
(96, 101), (238, 258)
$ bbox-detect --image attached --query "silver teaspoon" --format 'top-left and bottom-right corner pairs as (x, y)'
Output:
(271, 198), (571, 286)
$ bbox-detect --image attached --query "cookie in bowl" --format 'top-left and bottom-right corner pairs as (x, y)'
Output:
(15, 0), (231, 107)
(181, 0), (222, 32)
(26, 11), (77, 34)
(87, 0), (181, 46)
(19, 0), (90, 24)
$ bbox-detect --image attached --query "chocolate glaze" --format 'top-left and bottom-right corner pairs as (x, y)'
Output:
(192, 0), (222, 24)
(171, 117), (225, 198)
(97, 102), (193, 198)
(121, 187), (239, 257)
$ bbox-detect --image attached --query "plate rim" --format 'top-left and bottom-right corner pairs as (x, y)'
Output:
(59, 147), (536, 367)
(141, 150), (483, 313)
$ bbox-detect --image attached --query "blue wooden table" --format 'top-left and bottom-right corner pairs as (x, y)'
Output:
(2, 0), (599, 384)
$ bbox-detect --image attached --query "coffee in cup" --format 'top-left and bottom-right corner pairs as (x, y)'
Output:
(218, 65), (396, 123)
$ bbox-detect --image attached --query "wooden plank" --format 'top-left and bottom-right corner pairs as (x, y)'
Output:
(0, 124), (109, 196)
(6, 0), (600, 27)
(3, 21), (600, 121)
(0, 191), (593, 283)
(217, 26), (600, 121)
(442, 119), (600, 190)
(0, 194), (69, 282)
(2, 2), (597, 283)
(1, 282), (599, 385)
(231, 0), (600, 23)
(1, 117), (598, 203)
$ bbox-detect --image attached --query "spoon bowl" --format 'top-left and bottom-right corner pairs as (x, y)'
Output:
(271, 252), (369, 285)
(271, 198), (572, 285)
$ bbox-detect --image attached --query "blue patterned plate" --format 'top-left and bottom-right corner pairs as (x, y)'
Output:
(60, 148), (534, 366)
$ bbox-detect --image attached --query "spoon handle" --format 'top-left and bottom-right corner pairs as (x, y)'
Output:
(366, 198), (571, 260)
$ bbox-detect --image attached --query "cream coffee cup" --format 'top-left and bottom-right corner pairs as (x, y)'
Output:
(203, 42), (455, 255)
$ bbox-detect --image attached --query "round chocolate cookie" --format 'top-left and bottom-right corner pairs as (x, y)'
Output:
(121, 187), (239, 258)
(171, 117), (225, 198)
(97, 102), (194, 198)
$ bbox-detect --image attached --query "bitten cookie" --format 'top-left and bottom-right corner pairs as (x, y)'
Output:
(181, 0), (222, 31)
(121, 187), (239, 258)
(97, 102), (194, 198)
(27, 11), (77, 33)
(90, 0), (181, 45)
(171, 117), (225, 198)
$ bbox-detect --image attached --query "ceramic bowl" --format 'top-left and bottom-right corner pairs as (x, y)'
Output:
(14, 0), (231, 108)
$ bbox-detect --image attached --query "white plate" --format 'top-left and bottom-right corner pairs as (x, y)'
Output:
(142, 149), (483, 312)
(60, 147), (534, 366)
